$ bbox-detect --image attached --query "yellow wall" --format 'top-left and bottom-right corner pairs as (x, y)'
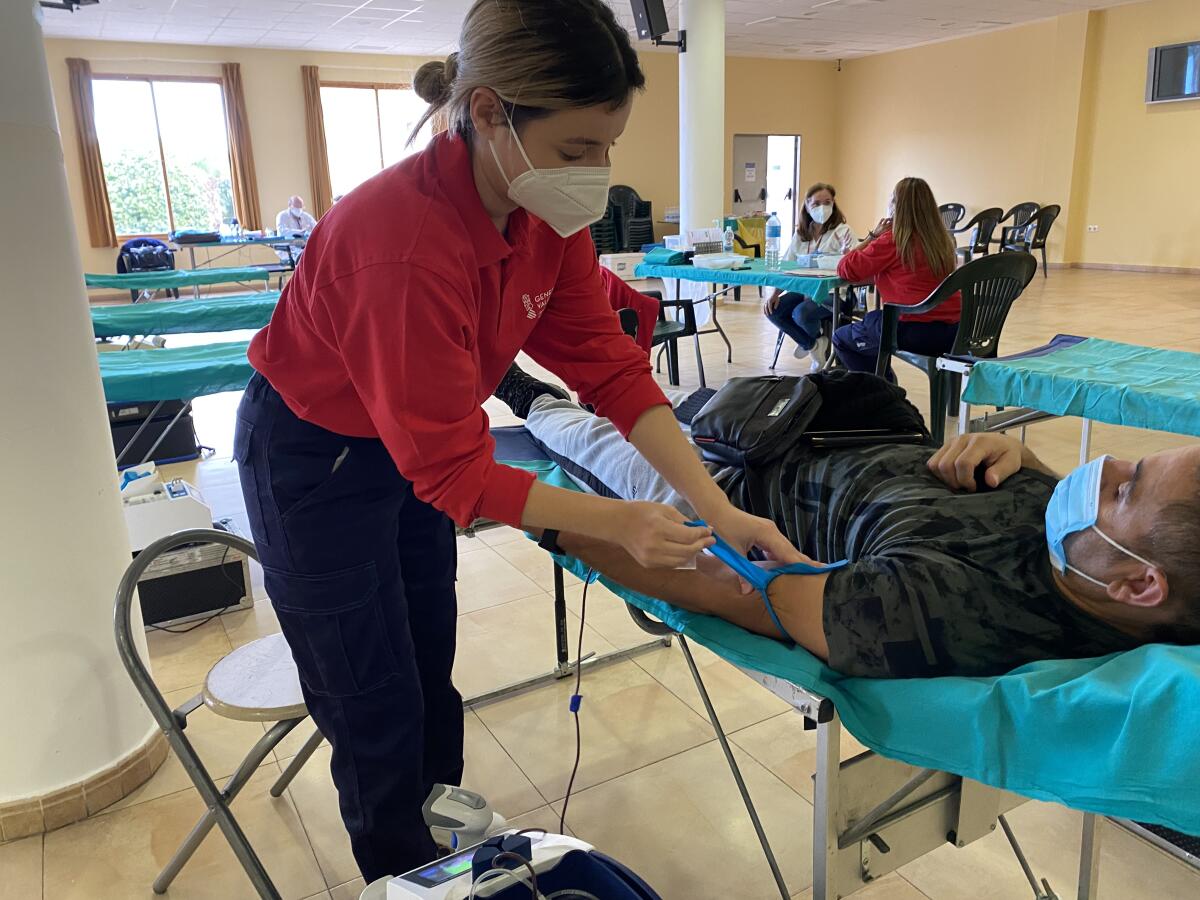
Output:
(45, 0), (1200, 274)
(1069, 0), (1200, 269)
(615, 53), (840, 240)
(832, 13), (1091, 264)
(833, 0), (1200, 269)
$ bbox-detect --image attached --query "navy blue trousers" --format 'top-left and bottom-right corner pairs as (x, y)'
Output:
(234, 373), (462, 881)
(832, 309), (958, 376)
(765, 292), (831, 351)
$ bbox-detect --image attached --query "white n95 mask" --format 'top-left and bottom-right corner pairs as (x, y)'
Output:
(489, 105), (611, 239)
(809, 203), (832, 225)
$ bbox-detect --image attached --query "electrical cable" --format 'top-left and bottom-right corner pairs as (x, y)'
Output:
(558, 567), (593, 835)
(467, 852), (540, 900)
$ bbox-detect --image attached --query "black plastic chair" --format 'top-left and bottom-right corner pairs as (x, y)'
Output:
(608, 184), (654, 253)
(1002, 204), (1060, 278)
(589, 205), (620, 256)
(117, 237), (179, 302)
(873, 252), (1038, 445)
(617, 289), (698, 386)
(993, 202), (1040, 251)
(953, 207), (1003, 265)
(938, 203), (966, 230)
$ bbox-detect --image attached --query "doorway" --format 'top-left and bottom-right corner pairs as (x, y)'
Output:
(731, 133), (801, 235)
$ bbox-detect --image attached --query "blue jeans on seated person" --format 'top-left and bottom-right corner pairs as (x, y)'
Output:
(833, 309), (959, 379)
(234, 372), (463, 882)
(766, 292), (831, 351)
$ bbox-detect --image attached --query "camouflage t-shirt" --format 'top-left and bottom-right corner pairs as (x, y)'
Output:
(771, 443), (1139, 678)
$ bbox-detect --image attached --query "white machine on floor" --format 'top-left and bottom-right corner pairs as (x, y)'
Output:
(385, 833), (594, 900)
(119, 463), (213, 552)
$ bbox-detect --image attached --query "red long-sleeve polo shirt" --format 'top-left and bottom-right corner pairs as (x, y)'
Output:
(837, 230), (961, 323)
(249, 133), (667, 528)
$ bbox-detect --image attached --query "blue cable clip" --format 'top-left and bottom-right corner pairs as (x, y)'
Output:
(569, 694), (582, 713)
(686, 519), (847, 643)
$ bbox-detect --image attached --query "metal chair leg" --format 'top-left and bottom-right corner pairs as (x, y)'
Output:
(692, 332), (707, 388)
(678, 636), (789, 900)
(154, 717), (303, 894)
(771, 332), (785, 369)
(270, 726), (325, 797)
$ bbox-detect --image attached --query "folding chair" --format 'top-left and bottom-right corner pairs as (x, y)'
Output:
(114, 529), (324, 899)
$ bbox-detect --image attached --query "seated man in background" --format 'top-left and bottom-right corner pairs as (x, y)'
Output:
(494, 367), (1200, 678)
(275, 195), (318, 235)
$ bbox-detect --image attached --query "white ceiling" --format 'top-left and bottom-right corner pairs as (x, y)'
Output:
(40, 0), (1136, 60)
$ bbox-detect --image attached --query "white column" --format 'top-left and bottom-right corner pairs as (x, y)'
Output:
(678, 0), (725, 235)
(0, 2), (153, 802)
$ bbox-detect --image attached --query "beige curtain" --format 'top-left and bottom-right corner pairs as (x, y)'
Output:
(302, 65), (333, 217)
(66, 58), (117, 248)
(220, 63), (262, 231)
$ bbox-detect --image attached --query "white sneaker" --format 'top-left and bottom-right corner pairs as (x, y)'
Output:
(792, 342), (810, 360)
(809, 335), (831, 371)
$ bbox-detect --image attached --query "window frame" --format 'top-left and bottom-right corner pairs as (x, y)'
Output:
(318, 80), (427, 196)
(91, 73), (230, 240)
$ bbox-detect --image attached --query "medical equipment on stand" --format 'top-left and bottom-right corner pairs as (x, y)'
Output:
(424, 784), (508, 850)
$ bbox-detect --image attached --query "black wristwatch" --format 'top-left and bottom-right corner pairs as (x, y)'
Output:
(538, 528), (565, 556)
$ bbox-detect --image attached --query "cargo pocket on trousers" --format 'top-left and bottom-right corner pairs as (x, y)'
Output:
(265, 562), (398, 697)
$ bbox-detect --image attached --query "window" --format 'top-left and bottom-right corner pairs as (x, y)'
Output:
(320, 83), (433, 198)
(92, 77), (235, 236)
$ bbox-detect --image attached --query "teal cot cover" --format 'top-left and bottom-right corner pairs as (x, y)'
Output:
(501, 457), (1200, 833)
(98, 340), (253, 403)
(962, 337), (1200, 437)
(634, 258), (842, 305)
(85, 266), (272, 290)
(92, 292), (279, 338)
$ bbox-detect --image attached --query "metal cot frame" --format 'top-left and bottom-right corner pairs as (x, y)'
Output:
(620, 604), (1110, 900)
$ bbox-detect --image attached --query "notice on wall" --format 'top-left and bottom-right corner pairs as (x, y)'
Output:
(744, 162), (757, 183)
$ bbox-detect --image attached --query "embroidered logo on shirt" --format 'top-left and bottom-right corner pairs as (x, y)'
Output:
(522, 289), (553, 320)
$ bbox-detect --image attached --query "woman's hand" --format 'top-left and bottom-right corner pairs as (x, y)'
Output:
(927, 433), (1025, 492)
(704, 505), (806, 564)
(866, 218), (893, 241)
(604, 500), (714, 569)
(762, 289), (780, 315)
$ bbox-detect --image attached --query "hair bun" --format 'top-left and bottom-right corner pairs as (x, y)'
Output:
(414, 54), (458, 104)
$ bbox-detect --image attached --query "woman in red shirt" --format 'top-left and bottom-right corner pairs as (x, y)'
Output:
(833, 177), (960, 375)
(235, 0), (799, 881)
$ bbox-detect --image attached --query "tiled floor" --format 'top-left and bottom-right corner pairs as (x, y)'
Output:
(10, 269), (1199, 899)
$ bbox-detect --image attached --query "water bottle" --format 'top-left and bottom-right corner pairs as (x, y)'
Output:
(723, 224), (735, 253)
(765, 212), (782, 271)
(231, 217), (241, 239)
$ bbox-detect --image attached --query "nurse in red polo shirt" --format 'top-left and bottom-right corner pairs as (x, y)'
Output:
(235, 0), (801, 881)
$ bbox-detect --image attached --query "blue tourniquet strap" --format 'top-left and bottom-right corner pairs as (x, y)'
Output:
(688, 520), (847, 643)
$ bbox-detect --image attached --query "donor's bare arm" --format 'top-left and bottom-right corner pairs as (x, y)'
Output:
(547, 529), (831, 660)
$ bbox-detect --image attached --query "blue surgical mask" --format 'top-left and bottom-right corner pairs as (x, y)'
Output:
(1045, 455), (1154, 588)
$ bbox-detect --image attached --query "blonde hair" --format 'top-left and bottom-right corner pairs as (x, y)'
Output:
(891, 177), (956, 279)
(412, 0), (645, 142)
